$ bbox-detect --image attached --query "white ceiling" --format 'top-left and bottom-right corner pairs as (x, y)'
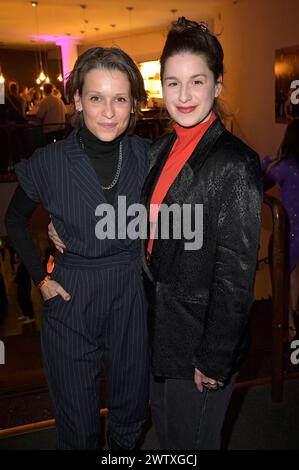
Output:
(0, 0), (228, 49)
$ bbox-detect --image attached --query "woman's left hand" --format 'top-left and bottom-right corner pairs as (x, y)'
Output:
(194, 368), (224, 392)
(40, 279), (71, 302)
(48, 221), (66, 253)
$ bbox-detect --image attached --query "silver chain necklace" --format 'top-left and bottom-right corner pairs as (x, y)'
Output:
(79, 135), (123, 190)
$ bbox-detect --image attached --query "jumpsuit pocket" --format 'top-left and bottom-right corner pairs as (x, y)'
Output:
(42, 264), (66, 308)
(43, 264), (63, 308)
(43, 293), (63, 307)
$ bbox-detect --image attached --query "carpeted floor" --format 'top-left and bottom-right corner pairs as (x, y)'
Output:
(0, 378), (299, 450)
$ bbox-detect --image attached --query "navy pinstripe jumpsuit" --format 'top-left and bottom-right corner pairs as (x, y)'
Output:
(15, 129), (150, 449)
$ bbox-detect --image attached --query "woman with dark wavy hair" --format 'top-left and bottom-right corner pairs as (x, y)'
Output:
(141, 17), (262, 450)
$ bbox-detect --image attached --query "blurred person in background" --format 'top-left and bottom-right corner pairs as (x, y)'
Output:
(36, 83), (67, 144)
(262, 119), (299, 341)
(13, 253), (35, 325)
(0, 260), (8, 323)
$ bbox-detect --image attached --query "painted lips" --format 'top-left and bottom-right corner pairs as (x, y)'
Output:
(176, 106), (197, 114)
(98, 123), (117, 129)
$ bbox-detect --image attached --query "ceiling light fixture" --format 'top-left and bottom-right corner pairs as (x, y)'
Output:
(80, 5), (89, 35)
(56, 44), (63, 82)
(31, 1), (50, 86)
(170, 9), (178, 21)
(126, 6), (134, 50)
(0, 63), (5, 84)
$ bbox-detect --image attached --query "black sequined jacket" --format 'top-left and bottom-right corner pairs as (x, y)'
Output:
(141, 117), (263, 382)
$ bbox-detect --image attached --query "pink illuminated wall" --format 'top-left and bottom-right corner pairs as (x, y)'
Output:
(33, 35), (79, 90)
(55, 38), (79, 89)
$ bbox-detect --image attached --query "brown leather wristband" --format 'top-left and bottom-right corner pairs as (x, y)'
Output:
(37, 275), (52, 290)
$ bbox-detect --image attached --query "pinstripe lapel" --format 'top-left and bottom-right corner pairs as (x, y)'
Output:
(64, 129), (108, 211)
(63, 131), (140, 240)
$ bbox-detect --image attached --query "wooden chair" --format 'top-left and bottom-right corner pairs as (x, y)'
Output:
(263, 194), (287, 402)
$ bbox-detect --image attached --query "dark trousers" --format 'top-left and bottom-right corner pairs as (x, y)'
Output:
(41, 259), (149, 450)
(17, 291), (34, 319)
(150, 373), (236, 450)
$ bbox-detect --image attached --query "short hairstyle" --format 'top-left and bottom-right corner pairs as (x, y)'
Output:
(66, 47), (147, 134)
(9, 82), (18, 94)
(43, 83), (53, 95)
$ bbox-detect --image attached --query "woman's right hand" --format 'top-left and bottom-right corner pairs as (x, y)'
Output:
(48, 221), (66, 253)
(40, 279), (71, 302)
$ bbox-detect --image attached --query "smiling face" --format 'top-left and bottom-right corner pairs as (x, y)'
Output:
(162, 52), (222, 127)
(74, 67), (133, 141)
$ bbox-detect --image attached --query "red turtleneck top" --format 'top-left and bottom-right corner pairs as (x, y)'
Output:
(147, 113), (216, 256)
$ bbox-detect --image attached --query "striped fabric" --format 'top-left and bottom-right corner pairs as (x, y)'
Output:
(14, 129), (151, 449)
(41, 259), (149, 449)
(15, 129), (150, 259)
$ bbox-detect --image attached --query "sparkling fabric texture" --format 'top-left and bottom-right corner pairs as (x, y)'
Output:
(262, 155), (299, 272)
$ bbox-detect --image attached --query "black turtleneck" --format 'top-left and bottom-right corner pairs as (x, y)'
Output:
(78, 125), (123, 206)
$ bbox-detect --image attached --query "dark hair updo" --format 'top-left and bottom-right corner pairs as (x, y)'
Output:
(66, 47), (147, 133)
(160, 17), (224, 84)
